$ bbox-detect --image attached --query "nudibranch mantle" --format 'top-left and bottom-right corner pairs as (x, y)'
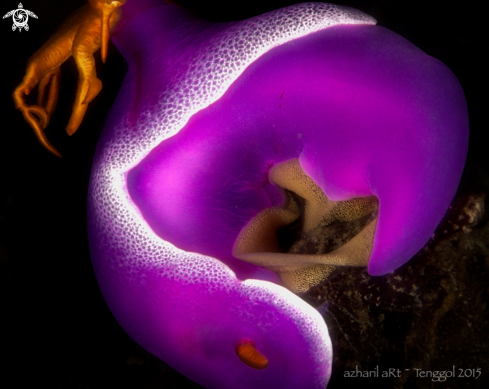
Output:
(88, 2), (378, 388)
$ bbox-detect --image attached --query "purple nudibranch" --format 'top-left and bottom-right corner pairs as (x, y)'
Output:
(87, 1), (468, 388)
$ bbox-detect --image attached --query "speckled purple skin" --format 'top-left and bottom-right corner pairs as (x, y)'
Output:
(88, 1), (468, 388)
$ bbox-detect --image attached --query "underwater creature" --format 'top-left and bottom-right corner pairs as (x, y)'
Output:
(14, 1), (468, 387)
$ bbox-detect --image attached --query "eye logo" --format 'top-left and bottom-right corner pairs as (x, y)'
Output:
(3, 3), (37, 32)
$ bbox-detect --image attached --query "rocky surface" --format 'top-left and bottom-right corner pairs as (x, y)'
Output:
(302, 163), (489, 388)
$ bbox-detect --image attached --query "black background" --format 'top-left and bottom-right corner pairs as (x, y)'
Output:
(1, 1), (487, 388)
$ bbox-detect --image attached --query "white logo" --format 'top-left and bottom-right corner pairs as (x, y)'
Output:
(3, 3), (38, 32)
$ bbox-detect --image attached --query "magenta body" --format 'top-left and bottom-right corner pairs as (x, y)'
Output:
(87, 1), (468, 388)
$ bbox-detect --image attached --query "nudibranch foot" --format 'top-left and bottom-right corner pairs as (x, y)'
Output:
(13, 0), (126, 156)
(233, 159), (378, 293)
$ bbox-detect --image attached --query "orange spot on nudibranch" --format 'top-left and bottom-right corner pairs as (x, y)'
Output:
(235, 339), (269, 370)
